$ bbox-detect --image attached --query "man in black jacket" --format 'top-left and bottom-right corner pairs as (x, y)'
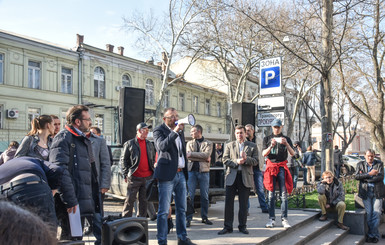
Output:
(49, 105), (100, 241)
(355, 149), (384, 243)
(0, 157), (77, 233)
(120, 122), (155, 218)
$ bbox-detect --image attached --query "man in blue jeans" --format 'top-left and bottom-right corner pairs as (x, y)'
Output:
(245, 124), (268, 213)
(355, 149), (384, 243)
(186, 125), (213, 227)
(153, 108), (196, 245)
(262, 119), (295, 229)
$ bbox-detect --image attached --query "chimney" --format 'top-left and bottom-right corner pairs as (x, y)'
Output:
(76, 34), (84, 46)
(117, 46), (124, 56)
(106, 44), (114, 52)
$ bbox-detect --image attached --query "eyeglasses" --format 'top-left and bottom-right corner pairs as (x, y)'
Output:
(165, 115), (178, 120)
(81, 118), (92, 122)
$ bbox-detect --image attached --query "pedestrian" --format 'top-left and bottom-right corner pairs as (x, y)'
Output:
(355, 149), (385, 243)
(120, 122), (155, 218)
(0, 141), (19, 165)
(302, 146), (316, 184)
(263, 118), (295, 229)
(50, 114), (61, 137)
(49, 105), (100, 241)
(0, 157), (77, 233)
(317, 170), (349, 230)
(0, 201), (57, 245)
(245, 124), (268, 213)
(15, 114), (55, 160)
(333, 145), (343, 178)
(186, 124), (213, 227)
(85, 126), (111, 245)
(153, 107), (196, 245)
(218, 125), (258, 235)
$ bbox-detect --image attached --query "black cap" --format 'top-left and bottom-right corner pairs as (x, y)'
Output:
(136, 122), (152, 131)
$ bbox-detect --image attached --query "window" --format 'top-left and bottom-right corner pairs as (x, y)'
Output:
(94, 67), (105, 98)
(61, 110), (66, 128)
(28, 108), (40, 130)
(179, 93), (185, 111)
(28, 61), (41, 89)
(0, 54), (3, 84)
(0, 105), (3, 129)
(205, 99), (210, 115)
(145, 79), (154, 105)
(206, 125), (212, 133)
(94, 114), (104, 132)
(61, 67), (72, 94)
(193, 96), (199, 113)
(163, 90), (170, 108)
(122, 74), (132, 87)
(217, 102), (222, 117)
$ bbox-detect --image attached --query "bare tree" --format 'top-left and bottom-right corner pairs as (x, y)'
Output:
(122, 0), (209, 125)
(339, 0), (385, 159)
(231, 0), (358, 171)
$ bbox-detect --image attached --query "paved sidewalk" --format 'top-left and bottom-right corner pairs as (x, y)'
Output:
(81, 195), (318, 245)
(146, 196), (317, 245)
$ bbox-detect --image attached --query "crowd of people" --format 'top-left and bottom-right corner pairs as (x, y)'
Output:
(0, 105), (384, 244)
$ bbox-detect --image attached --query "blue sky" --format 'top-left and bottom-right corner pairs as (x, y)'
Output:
(0, 0), (166, 61)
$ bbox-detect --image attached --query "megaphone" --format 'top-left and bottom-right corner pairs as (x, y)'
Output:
(175, 114), (196, 126)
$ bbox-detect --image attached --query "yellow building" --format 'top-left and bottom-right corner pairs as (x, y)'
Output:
(0, 30), (228, 150)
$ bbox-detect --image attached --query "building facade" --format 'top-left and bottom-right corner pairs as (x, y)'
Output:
(0, 30), (228, 151)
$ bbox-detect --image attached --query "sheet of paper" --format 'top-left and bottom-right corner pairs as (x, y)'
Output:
(68, 205), (82, 237)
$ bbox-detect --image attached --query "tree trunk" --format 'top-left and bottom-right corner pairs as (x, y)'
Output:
(320, 0), (334, 173)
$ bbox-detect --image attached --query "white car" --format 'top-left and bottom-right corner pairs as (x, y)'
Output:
(342, 155), (361, 173)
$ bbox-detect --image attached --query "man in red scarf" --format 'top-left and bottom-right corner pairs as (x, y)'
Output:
(262, 119), (295, 229)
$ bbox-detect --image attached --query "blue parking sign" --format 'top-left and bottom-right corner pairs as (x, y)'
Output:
(261, 66), (280, 89)
(259, 57), (282, 95)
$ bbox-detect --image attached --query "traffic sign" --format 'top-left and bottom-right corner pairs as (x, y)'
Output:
(257, 111), (284, 127)
(257, 96), (285, 111)
(259, 57), (282, 95)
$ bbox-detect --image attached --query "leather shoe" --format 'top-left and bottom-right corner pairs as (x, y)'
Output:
(262, 209), (269, 213)
(239, 228), (249, 234)
(337, 222), (349, 230)
(319, 214), (327, 221)
(202, 218), (213, 225)
(186, 220), (191, 227)
(178, 237), (197, 245)
(218, 228), (233, 235)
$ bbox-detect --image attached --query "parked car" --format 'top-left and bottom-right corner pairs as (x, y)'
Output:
(342, 155), (361, 174)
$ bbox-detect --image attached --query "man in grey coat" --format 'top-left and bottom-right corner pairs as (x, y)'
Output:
(87, 126), (111, 245)
(218, 125), (258, 235)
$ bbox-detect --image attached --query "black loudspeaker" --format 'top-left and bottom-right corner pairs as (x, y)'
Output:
(118, 87), (146, 145)
(231, 103), (255, 139)
(102, 217), (148, 245)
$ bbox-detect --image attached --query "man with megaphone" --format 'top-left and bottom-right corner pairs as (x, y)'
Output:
(153, 107), (196, 245)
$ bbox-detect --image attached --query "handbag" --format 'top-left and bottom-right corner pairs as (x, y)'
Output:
(146, 178), (159, 202)
(186, 195), (195, 216)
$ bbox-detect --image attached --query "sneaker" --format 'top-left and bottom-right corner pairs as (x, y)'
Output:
(282, 219), (291, 229)
(265, 219), (275, 228)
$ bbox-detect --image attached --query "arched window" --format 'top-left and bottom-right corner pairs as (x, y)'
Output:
(122, 74), (132, 87)
(145, 79), (154, 105)
(94, 67), (105, 98)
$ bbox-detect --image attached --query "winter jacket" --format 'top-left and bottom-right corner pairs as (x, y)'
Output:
(355, 159), (385, 199)
(0, 147), (17, 165)
(120, 137), (155, 179)
(333, 149), (343, 166)
(186, 138), (213, 173)
(302, 151), (316, 166)
(49, 125), (98, 215)
(317, 177), (345, 207)
(0, 156), (77, 208)
(15, 135), (52, 160)
(89, 133), (111, 189)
